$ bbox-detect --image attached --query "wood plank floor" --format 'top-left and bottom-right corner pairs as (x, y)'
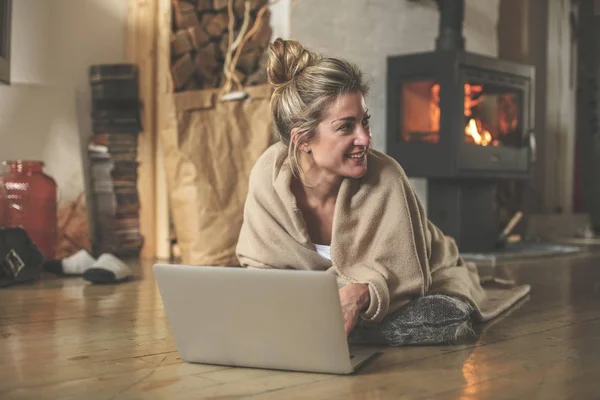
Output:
(1, 246), (600, 399)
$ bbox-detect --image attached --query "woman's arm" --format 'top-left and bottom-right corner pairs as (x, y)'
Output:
(339, 283), (370, 335)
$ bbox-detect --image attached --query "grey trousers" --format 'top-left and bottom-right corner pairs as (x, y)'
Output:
(348, 295), (474, 346)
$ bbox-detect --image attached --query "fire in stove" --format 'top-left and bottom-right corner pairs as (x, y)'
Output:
(464, 118), (493, 146)
(462, 84), (495, 147)
(427, 83), (519, 147)
(386, 0), (535, 252)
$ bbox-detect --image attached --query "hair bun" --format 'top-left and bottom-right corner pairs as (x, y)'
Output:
(266, 38), (319, 88)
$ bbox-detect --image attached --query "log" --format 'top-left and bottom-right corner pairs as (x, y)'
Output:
(171, 53), (195, 89)
(213, 0), (228, 10)
(245, 49), (268, 86)
(219, 33), (230, 60)
(197, 42), (219, 69)
(197, 68), (221, 89)
(196, 0), (213, 12)
(201, 12), (229, 38)
(234, 0), (268, 16)
(251, 0), (268, 10)
(244, 9), (271, 52)
(187, 25), (211, 49)
(236, 47), (261, 75)
(194, 43), (220, 83)
(203, 74), (221, 89)
(246, 67), (267, 86)
(169, 0), (272, 92)
(173, 1), (199, 29)
(233, 0), (245, 17)
(171, 30), (193, 56)
(221, 69), (247, 87)
(183, 77), (202, 91)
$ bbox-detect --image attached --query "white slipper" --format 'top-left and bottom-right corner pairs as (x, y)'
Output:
(61, 249), (97, 275)
(83, 253), (132, 284)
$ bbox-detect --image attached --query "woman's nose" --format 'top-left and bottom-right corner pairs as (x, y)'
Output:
(354, 128), (371, 146)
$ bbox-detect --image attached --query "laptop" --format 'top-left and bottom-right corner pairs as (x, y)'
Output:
(153, 264), (379, 374)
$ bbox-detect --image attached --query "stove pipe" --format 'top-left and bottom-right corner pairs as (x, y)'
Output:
(434, 0), (465, 51)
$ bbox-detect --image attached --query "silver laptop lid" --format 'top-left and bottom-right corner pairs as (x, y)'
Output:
(153, 264), (354, 374)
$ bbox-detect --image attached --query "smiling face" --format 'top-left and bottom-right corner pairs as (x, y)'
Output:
(298, 91), (371, 181)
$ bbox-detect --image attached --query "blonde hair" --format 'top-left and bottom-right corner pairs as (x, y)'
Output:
(266, 38), (369, 179)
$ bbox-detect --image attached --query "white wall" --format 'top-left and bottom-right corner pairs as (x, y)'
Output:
(9, 0), (52, 84)
(288, 0), (500, 208)
(269, 0), (291, 40)
(0, 0), (128, 256)
(10, 0), (127, 86)
(47, 0), (128, 91)
(0, 0), (128, 204)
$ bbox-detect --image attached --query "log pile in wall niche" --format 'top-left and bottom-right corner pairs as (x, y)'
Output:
(170, 0), (272, 91)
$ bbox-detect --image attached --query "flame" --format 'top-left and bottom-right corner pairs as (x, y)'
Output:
(430, 83), (484, 122)
(498, 94), (518, 134)
(463, 84), (499, 146)
(430, 84), (440, 133)
(464, 84), (484, 117)
(465, 118), (498, 147)
(423, 83), (517, 147)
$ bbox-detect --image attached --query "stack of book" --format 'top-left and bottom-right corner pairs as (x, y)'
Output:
(87, 64), (144, 257)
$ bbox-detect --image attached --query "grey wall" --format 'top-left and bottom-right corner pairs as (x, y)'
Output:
(497, 0), (579, 214)
(289, 0), (500, 206)
(289, 0), (499, 152)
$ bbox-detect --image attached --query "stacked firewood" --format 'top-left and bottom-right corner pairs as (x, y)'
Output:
(170, 0), (272, 92)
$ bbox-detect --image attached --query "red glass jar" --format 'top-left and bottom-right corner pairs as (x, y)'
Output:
(2, 161), (57, 260)
(0, 176), (6, 227)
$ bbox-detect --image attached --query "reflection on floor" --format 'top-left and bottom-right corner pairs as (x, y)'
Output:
(1, 247), (600, 399)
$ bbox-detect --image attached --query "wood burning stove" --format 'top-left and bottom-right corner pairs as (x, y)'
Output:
(386, 0), (536, 252)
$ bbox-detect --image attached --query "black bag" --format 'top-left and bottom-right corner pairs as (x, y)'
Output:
(0, 227), (45, 288)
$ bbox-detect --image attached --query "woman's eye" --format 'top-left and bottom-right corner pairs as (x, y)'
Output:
(362, 115), (371, 127)
(338, 123), (352, 132)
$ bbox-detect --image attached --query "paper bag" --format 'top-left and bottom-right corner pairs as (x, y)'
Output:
(161, 85), (273, 265)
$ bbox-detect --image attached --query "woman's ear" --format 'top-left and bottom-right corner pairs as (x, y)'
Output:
(290, 127), (300, 146)
(291, 128), (310, 152)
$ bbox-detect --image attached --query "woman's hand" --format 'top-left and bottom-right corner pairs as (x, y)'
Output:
(338, 283), (370, 336)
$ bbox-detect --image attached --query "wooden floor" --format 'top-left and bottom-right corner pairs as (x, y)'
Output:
(1, 246), (600, 400)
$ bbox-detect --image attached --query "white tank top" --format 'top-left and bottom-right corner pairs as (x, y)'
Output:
(314, 244), (331, 261)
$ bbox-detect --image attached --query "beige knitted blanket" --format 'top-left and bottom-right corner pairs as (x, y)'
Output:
(236, 143), (530, 322)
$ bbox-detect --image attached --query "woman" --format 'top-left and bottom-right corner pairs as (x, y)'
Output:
(236, 38), (487, 345)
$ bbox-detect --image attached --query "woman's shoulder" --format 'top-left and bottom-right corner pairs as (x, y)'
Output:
(366, 149), (408, 181)
(253, 141), (287, 169)
(248, 141), (289, 190)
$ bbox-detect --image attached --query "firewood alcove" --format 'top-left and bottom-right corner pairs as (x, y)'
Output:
(126, 0), (276, 261)
(170, 0), (272, 92)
